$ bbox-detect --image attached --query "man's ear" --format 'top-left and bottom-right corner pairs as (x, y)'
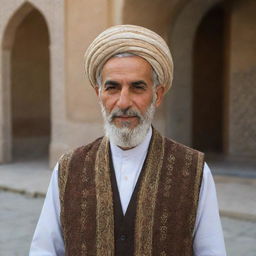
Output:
(155, 85), (165, 107)
(95, 85), (100, 96)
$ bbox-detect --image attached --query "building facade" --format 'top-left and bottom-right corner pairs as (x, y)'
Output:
(0, 0), (255, 167)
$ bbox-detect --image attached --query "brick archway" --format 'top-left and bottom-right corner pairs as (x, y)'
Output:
(167, 0), (223, 147)
(1, 2), (50, 162)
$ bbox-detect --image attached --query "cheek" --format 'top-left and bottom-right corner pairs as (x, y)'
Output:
(136, 96), (154, 112)
(100, 95), (116, 112)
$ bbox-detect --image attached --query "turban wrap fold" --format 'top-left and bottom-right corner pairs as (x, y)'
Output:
(84, 24), (174, 93)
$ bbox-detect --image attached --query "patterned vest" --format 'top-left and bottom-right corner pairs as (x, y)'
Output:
(58, 129), (204, 256)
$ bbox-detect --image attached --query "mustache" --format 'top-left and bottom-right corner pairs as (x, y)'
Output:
(108, 108), (142, 122)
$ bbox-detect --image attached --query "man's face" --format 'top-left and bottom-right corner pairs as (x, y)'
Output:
(95, 56), (164, 130)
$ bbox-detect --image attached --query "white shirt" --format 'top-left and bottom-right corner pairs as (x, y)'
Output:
(29, 128), (226, 256)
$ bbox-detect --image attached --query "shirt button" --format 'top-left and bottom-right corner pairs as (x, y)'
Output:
(120, 234), (127, 241)
(124, 176), (128, 181)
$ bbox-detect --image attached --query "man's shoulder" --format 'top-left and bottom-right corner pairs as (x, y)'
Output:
(163, 135), (204, 157)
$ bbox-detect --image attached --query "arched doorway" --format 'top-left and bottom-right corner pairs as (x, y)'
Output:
(1, 3), (50, 162)
(168, 0), (222, 147)
(192, 5), (225, 153)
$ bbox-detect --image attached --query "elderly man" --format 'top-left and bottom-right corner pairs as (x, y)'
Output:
(30, 25), (226, 256)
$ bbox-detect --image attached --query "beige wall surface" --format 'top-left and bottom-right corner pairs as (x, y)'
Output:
(122, 0), (189, 40)
(65, 0), (110, 123)
(228, 0), (256, 158)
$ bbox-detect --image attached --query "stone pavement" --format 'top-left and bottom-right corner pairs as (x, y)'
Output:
(208, 158), (256, 222)
(0, 159), (52, 196)
(0, 191), (43, 256)
(222, 216), (256, 256)
(0, 158), (256, 255)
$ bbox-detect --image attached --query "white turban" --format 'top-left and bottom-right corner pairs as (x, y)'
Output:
(84, 24), (173, 93)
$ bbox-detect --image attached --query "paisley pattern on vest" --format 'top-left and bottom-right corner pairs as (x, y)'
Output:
(58, 129), (204, 256)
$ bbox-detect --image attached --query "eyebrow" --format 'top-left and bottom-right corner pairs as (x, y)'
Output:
(104, 80), (120, 86)
(131, 80), (147, 86)
(104, 80), (147, 87)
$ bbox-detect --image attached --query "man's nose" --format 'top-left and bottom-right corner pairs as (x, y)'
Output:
(116, 88), (132, 110)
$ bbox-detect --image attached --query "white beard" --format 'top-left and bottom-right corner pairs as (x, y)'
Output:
(100, 99), (156, 148)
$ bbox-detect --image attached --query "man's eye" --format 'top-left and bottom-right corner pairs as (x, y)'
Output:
(105, 85), (117, 91)
(133, 85), (145, 90)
